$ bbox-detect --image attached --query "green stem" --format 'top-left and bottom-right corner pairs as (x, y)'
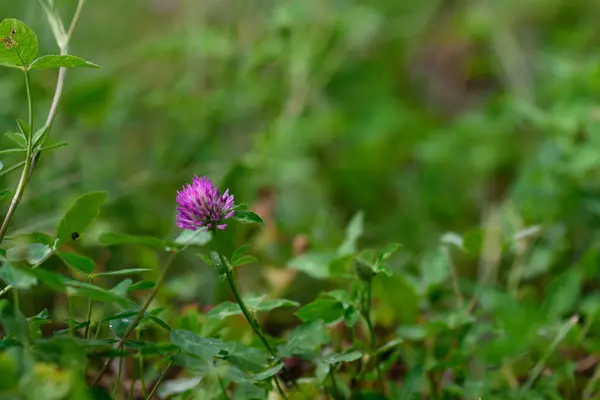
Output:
(137, 329), (148, 398)
(94, 303), (107, 339)
(0, 0), (87, 245)
(112, 343), (124, 399)
(364, 281), (385, 394)
(0, 70), (34, 245)
(329, 368), (340, 399)
(223, 259), (275, 357)
(84, 276), (93, 339)
(221, 254), (288, 400)
(146, 358), (174, 400)
(92, 252), (177, 387)
(67, 293), (75, 337)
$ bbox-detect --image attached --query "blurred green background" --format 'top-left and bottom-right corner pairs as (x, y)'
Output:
(3, 0), (600, 396)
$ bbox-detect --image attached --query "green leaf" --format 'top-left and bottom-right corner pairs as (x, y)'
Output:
(32, 125), (49, 147)
(4, 132), (27, 149)
(128, 280), (155, 292)
(0, 189), (14, 202)
(58, 252), (95, 274)
(0, 19), (38, 68)
(110, 279), (132, 296)
(16, 118), (30, 137)
(6, 243), (51, 265)
(543, 269), (581, 319)
(38, 141), (68, 151)
(251, 362), (284, 381)
(56, 191), (107, 245)
(227, 343), (269, 373)
(338, 210), (364, 255)
(0, 263), (37, 289)
(207, 302), (242, 319)
(6, 231), (55, 247)
(28, 308), (51, 339)
(170, 329), (226, 360)
(231, 245), (258, 267)
(231, 244), (250, 263)
(0, 301), (29, 342)
(288, 251), (337, 280)
(99, 232), (164, 249)
(320, 350), (362, 364)
(233, 210), (264, 226)
(420, 247), (450, 290)
(0, 160), (25, 177)
(29, 54), (100, 70)
(19, 267), (65, 291)
(147, 315), (171, 331)
(0, 148), (25, 154)
(67, 281), (133, 308)
(295, 299), (345, 323)
(279, 320), (329, 357)
(378, 243), (402, 262)
(232, 255), (258, 268)
(173, 229), (211, 247)
(94, 268), (151, 277)
(255, 299), (299, 312)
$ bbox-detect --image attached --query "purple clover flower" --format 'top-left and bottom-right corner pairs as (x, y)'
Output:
(176, 175), (235, 231)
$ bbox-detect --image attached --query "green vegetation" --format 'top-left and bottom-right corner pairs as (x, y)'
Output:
(1, 0), (600, 399)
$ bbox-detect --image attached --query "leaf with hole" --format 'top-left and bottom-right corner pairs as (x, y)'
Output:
(58, 252), (95, 274)
(29, 54), (99, 70)
(56, 191), (107, 245)
(0, 19), (38, 68)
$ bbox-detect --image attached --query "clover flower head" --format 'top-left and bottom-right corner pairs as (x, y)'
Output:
(176, 175), (235, 231)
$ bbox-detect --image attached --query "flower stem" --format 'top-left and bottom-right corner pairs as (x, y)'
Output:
(146, 358), (174, 400)
(92, 251), (177, 387)
(220, 254), (288, 400)
(364, 280), (385, 394)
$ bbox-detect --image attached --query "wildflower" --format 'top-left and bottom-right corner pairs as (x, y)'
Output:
(176, 175), (235, 231)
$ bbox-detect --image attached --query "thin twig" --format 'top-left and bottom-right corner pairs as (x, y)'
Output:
(92, 252), (177, 386)
(146, 359), (174, 400)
